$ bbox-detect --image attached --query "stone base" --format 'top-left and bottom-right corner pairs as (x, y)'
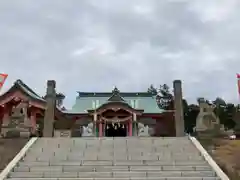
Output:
(196, 128), (225, 138)
(1, 127), (31, 138)
(20, 131), (31, 138)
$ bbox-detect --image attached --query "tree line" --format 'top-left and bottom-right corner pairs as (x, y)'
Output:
(148, 84), (240, 133)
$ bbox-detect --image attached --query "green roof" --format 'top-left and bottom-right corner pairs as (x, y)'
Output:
(69, 89), (164, 114)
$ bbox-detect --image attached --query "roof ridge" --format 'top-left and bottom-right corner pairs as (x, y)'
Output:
(107, 87), (125, 102)
(15, 79), (43, 99)
(77, 91), (154, 97)
(77, 91), (152, 94)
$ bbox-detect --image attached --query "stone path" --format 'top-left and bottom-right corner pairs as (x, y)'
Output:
(4, 137), (221, 179)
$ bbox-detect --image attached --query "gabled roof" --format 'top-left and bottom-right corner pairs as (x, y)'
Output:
(69, 88), (165, 114)
(0, 79), (45, 102)
(107, 87), (125, 102)
(91, 87), (143, 114)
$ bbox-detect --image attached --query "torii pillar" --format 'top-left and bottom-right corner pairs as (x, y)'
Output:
(173, 80), (185, 137)
(43, 80), (56, 137)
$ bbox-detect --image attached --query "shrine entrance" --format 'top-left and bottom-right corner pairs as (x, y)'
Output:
(87, 87), (143, 137)
(105, 123), (127, 137)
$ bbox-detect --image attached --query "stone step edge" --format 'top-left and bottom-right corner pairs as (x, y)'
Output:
(0, 137), (38, 180)
(6, 178), (221, 180)
(188, 135), (229, 180)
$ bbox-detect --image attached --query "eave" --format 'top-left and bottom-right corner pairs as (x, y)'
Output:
(0, 79), (46, 109)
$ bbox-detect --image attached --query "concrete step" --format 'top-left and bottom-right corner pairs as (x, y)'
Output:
(3, 137), (222, 179)
(5, 177), (221, 180)
(7, 171), (219, 178)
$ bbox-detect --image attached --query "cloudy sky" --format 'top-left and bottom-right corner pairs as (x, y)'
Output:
(0, 0), (240, 108)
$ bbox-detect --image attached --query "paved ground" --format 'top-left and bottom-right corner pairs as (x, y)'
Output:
(0, 138), (28, 172)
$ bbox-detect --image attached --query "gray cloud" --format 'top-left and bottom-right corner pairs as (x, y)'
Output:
(0, 0), (240, 108)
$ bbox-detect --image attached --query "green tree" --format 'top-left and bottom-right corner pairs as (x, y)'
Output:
(185, 104), (199, 133)
(234, 105), (240, 136)
(212, 97), (236, 129)
(213, 97), (226, 107)
(212, 97), (226, 126)
(224, 103), (236, 129)
(147, 84), (173, 110)
(182, 99), (191, 133)
(156, 84), (173, 110)
(147, 84), (157, 95)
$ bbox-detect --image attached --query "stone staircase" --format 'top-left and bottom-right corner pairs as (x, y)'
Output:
(3, 137), (222, 179)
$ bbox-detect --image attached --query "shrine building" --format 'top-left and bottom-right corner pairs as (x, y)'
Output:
(0, 79), (185, 138)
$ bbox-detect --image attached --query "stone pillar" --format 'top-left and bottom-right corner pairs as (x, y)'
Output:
(99, 121), (103, 137)
(128, 120), (132, 136)
(43, 80), (56, 137)
(173, 80), (185, 137)
(102, 121), (105, 136)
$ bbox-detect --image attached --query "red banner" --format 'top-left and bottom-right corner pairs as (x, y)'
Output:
(237, 73), (240, 79)
(237, 73), (240, 96)
(0, 73), (8, 90)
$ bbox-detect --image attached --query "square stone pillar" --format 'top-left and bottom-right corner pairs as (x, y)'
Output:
(173, 80), (185, 137)
(133, 113), (137, 136)
(43, 80), (56, 137)
(99, 122), (103, 137)
(102, 122), (106, 136)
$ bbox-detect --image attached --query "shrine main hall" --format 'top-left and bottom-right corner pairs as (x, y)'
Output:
(0, 79), (185, 138)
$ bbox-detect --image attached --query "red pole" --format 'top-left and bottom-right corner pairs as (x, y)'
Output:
(128, 119), (132, 136)
(237, 73), (240, 100)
